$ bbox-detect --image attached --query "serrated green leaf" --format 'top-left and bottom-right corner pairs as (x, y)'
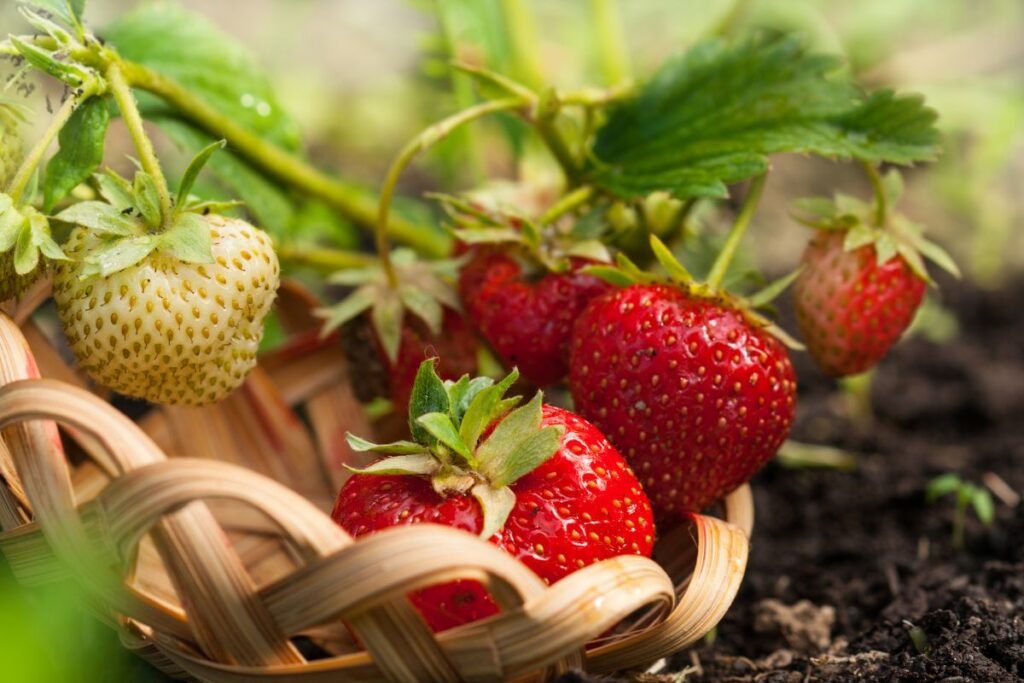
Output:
(926, 474), (962, 502)
(459, 369), (520, 452)
(13, 222), (37, 275)
(315, 285), (375, 335)
(588, 36), (940, 199)
(408, 359), (450, 445)
(160, 212), (212, 263)
(345, 433), (426, 455)
(83, 235), (158, 277)
(105, 4), (301, 150)
(132, 173), (161, 227)
(43, 96), (110, 213)
(347, 453), (440, 477)
(176, 139), (226, 213)
(400, 285), (443, 335)
(471, 483), (516, 540)
(475, 391), (544, 473)
(54, 201), (140, 236)
(416, 412), (474, 464)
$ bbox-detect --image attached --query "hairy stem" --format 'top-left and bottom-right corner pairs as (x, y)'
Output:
(119, 60), (447, 256)
(377, 97), (529, 286)
(276, 243), (376, 274)
(107, 61), (173, 227)
(590, 0), (632, 85)
(862, 160), (887, 227)
(707, 172), (767, 290)
(6, 91), (83, 203)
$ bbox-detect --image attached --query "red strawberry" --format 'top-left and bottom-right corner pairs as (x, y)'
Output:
(793, 231), (925, 377)
(342, 307), (478, 408)
(570, 283), (796, 517)
(331, 360), (655, 632)
(459, 247), (611, 386)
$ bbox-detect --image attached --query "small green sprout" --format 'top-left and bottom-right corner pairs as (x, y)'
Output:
(925, 474), (996, 550)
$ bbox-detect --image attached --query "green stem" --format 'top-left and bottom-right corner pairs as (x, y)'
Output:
(106, 61), (173, 227)
(276, 243), (376, 274)
(6, 92), (82, 203)
(953, 491), (968, 550)
(711, 0), (754, 38)
(119, 59), (448, 256)
(590, 0), (632, 85)
(500, 0), (544, 89)
(377, 97), (529, 286)
(533, 90), (581, 186)
(707, 172), (767, 290)
(862, 160), (887, 227)
(538, 185), (594, 225)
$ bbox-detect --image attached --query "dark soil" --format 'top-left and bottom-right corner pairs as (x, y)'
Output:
(565, 275), (1024, 682)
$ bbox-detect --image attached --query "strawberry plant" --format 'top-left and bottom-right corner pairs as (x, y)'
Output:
(926, 474), (997, 551)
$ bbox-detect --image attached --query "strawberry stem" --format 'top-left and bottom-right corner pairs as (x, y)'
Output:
(276, 243), (376, 273)
(5, 89), (87, 204)
(590, 0), (632, 86)
(707, 172), (767, 291)
(538, 185), (595, 225)
(376, 97), (529, 286)
(862, 161), (887, 227)
(106, 60), (173, 230)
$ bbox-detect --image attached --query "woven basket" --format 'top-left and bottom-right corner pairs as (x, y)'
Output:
(0, 279), (752, 682)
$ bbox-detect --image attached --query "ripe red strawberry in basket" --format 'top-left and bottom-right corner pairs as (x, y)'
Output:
(331, 359), (655, 631)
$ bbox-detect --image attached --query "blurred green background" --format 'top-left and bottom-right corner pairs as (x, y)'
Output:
(0, 1), (1021, 680)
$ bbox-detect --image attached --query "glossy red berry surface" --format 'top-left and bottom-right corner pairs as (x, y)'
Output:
(570, 284), (796, 517)
(331, 404), (655, 632)
(459, 248), (611, 386)
(793, 230), (926, 377)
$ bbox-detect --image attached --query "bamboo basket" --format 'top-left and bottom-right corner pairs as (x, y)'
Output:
(0, 278), (753, 682)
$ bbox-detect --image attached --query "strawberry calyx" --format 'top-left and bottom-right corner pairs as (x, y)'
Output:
(51, 141), (235, 279)
(315, 249), (464, 363)
(0, 194), (68, 279)
(792, 168), (959, 285)
(432, 189), (611, 275)
(344, 359), (565, 540)
(582, 234), (806, 350)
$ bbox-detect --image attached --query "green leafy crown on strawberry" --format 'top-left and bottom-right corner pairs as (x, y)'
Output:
(344, 358), (564, 540)
(792, 168), (959, 284)
(50, 140), (237, 279)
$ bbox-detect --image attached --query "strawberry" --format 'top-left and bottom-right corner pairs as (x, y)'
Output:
(340, 307), (478, 408)
(54, 212), (279, 405)
(331, 360), (655, 632)
(570, 282), (796, 517)
(459, 247), (610, 386)
(791, 169), (958, 377)
(793, 231), (925, 376)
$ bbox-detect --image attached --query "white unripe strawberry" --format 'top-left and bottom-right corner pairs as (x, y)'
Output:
(53, 214), (279, 405)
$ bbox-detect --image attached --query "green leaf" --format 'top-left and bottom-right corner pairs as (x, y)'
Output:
(926, 474), (962, 502)
(588, 35), (940, 199)
(43, 95), (110, 213)
(160, 213), (212, 263)
(132, 173), (161, 227)
(9, 36), (90, 86)
(471, 483), (516, 540)
(971, 489), (995, 526)
(176, 139), (226, 213)
(408, 359), (450, 446)
(452, 228), (526, 245)
(24, 1), (84, 26)
(94, 170), (136, 212)
(315, 285), (375, 335)
(459, 369), (520, 452)
(105, 4), (301, 150)
(448, 376), (494, 426)
(565, 239), (612, 263)
(0, 202), (25, 253)
(347, 454), (440, 477)
(345, 433), (426, 455)
(748, 268), (803, 308)
(416, 412), (474, 464)
(13, 222), (38, 275)
(579, 265), (636, 287)
(82, 235), (158, 277)
(54, 201), (140, 236)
